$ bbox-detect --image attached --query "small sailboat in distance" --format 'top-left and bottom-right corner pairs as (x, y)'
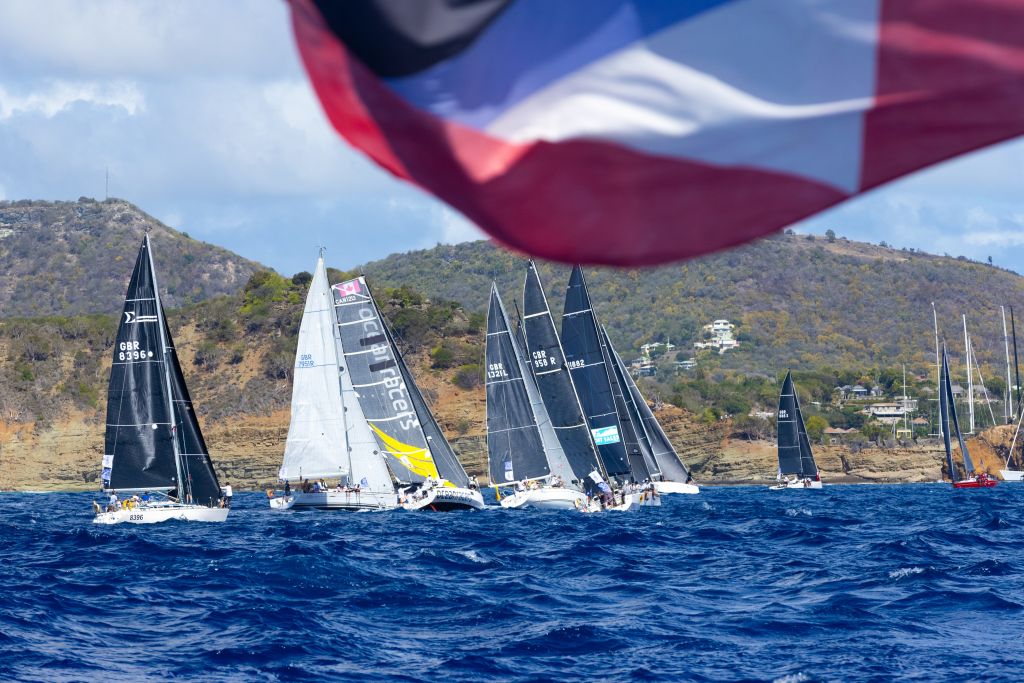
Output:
(939, 345), (997, 489)
(94, 234), (227, 524)
(770, 370), (822, 490)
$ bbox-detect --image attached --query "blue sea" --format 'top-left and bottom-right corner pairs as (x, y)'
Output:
(2, 485), (1022, 682)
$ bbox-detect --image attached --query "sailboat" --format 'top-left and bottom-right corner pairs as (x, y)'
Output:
(601, 325), (698, 494)
(271, 253), (395, 511)
(939, 346), (997, 489)
(94, 234), (227, 524)
(521, 262), (658, 511)
(332, 274), (484, 511)
(560, 264), (697, 495)
(485, 283), (587, 510)
(770, 371), (822, 490)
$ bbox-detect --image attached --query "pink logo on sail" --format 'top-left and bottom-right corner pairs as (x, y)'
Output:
(334, 280), (361, 297)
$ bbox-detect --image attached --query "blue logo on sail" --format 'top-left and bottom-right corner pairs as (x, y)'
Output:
(591, 426), (621, 445)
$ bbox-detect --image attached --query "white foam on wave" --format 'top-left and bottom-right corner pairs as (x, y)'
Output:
(455, 549), (487, 564)
(773, 673), (809, 683)
(701, 502), (714, 511)
(888, 566), (924, 580)
(785, 507), (812, 517)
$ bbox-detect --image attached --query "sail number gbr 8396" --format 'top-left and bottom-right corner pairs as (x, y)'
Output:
(118, 340), (154, 362)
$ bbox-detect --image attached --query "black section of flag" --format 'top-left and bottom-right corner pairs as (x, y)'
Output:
(313, 0), (511, 77)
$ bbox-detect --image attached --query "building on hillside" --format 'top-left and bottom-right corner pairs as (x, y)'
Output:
(640, 339), (675, 357)
(862, 402), (906, 424)
(676, 357), (697, 371)
(694, 319), (739, 354)
(850, 385), (869, 399)
(824, 427), (858, 444)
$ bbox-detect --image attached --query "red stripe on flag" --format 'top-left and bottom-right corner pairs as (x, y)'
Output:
(290, 0), (844, 265)
(861, 0), (1024, 191)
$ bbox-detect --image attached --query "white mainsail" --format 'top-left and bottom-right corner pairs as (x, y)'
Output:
(280, 256), (351, 481)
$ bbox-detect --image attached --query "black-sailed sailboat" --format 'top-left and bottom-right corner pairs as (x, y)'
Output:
(939, 346), (997, 489)
(770, 370), (822, 490)
(601, 325), (698, 494)
(486, 283), (587, 509)
(522, 262), (657, 511)
(95, 234), (227, 524)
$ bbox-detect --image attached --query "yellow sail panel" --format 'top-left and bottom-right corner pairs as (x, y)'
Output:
(369, 423), (440, 480)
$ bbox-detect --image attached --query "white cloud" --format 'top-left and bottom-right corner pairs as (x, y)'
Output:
(438, 207), (486, 244)
(0, 0), (296, 80)
(0, 80), (144, 120)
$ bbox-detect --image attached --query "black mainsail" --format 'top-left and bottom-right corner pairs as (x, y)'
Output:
(940, 345), (975, 481)
(521, 261), (605, 484)
(486, 284), (551, 484)
(103, 235), (221, 506)
(561, 265), (635, 480)
(776, 371), (818, 479)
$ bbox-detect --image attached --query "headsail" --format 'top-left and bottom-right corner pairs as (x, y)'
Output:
(777, 371), (817, 478)
(521, 261), (605, 484)
(333, 276), (468, 486)
(103, 235), (220, 505)
(561, 264), (634, 480)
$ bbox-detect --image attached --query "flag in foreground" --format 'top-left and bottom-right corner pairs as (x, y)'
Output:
(289, 0), (1024, 266)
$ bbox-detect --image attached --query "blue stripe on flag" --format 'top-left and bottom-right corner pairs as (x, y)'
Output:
(384, 0), (738, 130)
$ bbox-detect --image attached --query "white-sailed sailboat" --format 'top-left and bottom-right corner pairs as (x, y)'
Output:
(94, 235), (227, 524)
(272, 253), (395, 511)
(485, 283), (587, 510)
(770, 370), (822, 490)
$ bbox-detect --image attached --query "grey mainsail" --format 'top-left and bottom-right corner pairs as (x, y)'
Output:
(560, 265), (633, 480)
(521, 261), (605, 484)
(103, 235), (220, 505)
(333, 276), (468, 486)
(777, 371), (817, 478)
(604, 326), (691, 482)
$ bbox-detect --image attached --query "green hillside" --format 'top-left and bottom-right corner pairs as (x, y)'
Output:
(0, 198), (263, 317)
(359, 234), (1024, 384)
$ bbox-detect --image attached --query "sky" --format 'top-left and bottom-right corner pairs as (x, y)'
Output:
(1, 1), (1022, 277)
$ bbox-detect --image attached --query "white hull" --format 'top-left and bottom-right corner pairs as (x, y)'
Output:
(999, 469), (1024, 481)
(93, 504), (228, 525)
(654, 481), (700, 495)
(769, 477), (823, 490)
(583, 490), (661, 513)
(499, 487), (587, 510)
(401, 486), (485, 511)
(275, 490), (397, 511)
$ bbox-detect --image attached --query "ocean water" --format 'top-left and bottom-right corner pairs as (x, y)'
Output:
(2, 485), (1022, 682)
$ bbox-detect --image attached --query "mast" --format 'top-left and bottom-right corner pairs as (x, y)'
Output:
(146, 233), (186, 502)
(902, 364), (909, 437)
(963, 314), (974, 434)
(932, 302), (942, 440)
(969, 336), (997, 428)
(939, 346), (957, 482)
(1013, 307), (1022, 410)
(1003, 306), (1014, 423)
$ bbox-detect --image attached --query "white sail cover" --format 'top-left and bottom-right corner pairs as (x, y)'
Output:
(279, 257), (352, 481)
